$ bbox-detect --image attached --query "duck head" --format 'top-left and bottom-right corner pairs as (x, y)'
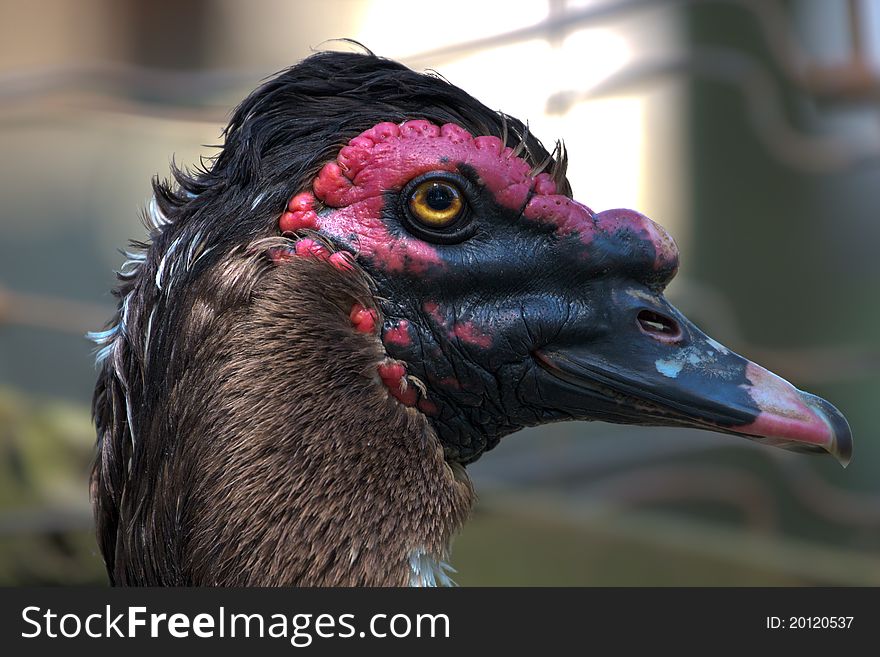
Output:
(91, 51), (852, 586)
(280, 116), (851, 467)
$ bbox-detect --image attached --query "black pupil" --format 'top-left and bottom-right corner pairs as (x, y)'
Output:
(425, 184), (454, 211)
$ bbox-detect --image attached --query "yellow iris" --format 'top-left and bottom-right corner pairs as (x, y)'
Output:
(408, 181), (464, 227)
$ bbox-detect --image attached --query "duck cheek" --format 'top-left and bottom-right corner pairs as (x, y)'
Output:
(378, 307), (495, 403)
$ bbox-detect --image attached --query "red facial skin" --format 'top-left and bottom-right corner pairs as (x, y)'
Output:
(278, 117), (678, 279)
(290, 119), (678, 275)
(450, 322), (493, 349)
(349, 303), (379, 334)
(268, 239), (355, 272)
(594, 209), (679, 272)
(309, 121), (531, 275)
(420, 301), (494, 350)
(383, 320), (413, 347)
(377, 361), (418, 407)
(315, 121), (534, 211)
(280, 192), (319, 233)
(328, 251), (355, 272)
(294, 238), (327, 259)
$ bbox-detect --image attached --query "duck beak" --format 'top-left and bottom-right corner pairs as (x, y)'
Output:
(729, 364), (852, 465)
(533, 296), (853, 466)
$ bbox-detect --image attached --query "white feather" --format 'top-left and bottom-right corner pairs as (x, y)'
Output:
(147, 195), (170, 230)
(408, 548), (457, 587)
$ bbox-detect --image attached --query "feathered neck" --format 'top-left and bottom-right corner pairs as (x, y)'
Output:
(91, 227), (474, 586)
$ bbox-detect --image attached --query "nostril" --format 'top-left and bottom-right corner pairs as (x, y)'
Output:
(637, 309), (682, 343)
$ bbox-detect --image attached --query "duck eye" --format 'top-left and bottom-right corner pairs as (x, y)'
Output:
(408, 180), (464, 227)
(400, 172), (475, 244)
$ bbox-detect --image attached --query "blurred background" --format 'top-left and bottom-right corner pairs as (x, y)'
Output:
(1, 0), (879, 585)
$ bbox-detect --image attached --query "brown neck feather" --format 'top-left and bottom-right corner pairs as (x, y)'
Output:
(103, 248), (474, 586)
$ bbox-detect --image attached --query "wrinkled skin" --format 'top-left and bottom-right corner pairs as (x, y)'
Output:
(285, 119), (852, 466)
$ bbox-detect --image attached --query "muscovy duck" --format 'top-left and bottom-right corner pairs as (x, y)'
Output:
(89, 51), (852, 586)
